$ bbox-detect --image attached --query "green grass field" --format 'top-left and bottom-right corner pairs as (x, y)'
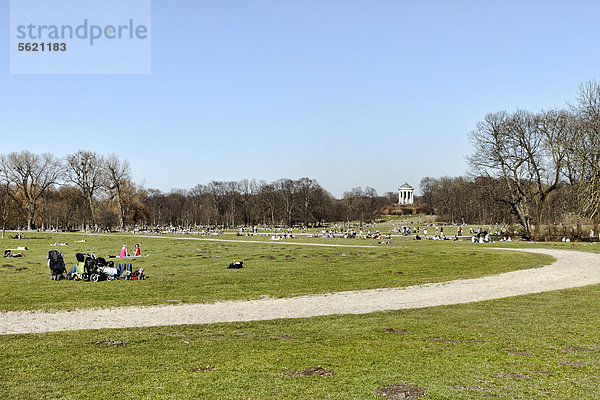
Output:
(0, 232), (552, 311)
(1, 232), (599, 399)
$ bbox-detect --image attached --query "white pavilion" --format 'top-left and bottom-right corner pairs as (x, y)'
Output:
(398, 182), (414, 205)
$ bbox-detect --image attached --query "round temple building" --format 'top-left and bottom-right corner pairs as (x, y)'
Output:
(398, 182), (414, 205)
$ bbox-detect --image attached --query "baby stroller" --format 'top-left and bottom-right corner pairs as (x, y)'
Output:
(86, 256), (109, 282)
(67, 253), (91, 281)
(48, 250), (66, 280)
(84, 255), (121, 282)
(69, 253), (130, 282)
(67, 253), (111, 282)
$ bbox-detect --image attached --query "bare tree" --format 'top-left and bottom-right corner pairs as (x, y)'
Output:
(65, 150), (105, 228)
(533, 108), (572, 230)
(0, 183), (16, 238)
(238, 179), (255, 226)
(297, 177), (321, 226)
(105, 153), (131, 229)
(342, 187), (379, 226)
(225, 181), (240, 227)
(207, 181), (228, 226)
(275, 178), (297, 227)
(112, 181), (148, 226)
(419, 177), (436, 214)
(468, 109), (569, 239)
(0, 151), (62, 230)
(570, 80), (600, 220)
(257, 181), (277, 226)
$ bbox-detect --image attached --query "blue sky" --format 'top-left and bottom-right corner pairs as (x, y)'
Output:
(1, 0), (599, 197)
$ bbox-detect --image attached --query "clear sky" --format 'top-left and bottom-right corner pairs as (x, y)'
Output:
(1, 0), (599, 197)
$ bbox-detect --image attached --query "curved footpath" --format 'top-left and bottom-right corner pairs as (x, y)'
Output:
(1, 248), (599, 335)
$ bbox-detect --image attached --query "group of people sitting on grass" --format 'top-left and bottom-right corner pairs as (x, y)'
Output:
(311, 229), (392, 240)
(48, 249), (145, 281)
(414, 234), (453, 241)
(65, 259), (135, 280)
(118, 243), (141, 257)
(471, 231), (495, 243)
(271, 233), (295, 240)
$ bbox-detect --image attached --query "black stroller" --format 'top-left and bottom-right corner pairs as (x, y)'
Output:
(48, 250), (66, 280)
(86, 256), (111, 282)
(70, 253), (113, 282)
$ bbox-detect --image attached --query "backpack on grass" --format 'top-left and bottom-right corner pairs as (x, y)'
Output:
(48, 249), (66, 279)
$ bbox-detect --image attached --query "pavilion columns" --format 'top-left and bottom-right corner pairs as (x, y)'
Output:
(398, 187), (414, 205)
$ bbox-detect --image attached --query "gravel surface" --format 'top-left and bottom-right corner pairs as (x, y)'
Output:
(1, 248), (599, 335)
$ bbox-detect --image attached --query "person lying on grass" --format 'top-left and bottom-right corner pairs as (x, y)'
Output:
(228, 260), (244, 269)
(4, 249), (24, 258)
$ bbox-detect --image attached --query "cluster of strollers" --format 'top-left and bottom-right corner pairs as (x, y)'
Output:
(48, 249), (145, 282)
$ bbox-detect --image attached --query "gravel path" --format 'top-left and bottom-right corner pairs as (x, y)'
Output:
(1, 248), (599, 335)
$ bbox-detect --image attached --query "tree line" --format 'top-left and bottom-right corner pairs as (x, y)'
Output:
(5, 80), (599, 238)
(421, 80), (600, 240)
(0, 151), (395, 231)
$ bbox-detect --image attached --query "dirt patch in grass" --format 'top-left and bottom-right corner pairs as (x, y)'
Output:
(188, 366), (216, 372)
(497, 372), (529, 379)
(281, 366), (336, 377)
(372, 382), (426, 399)
(558, 360), (588, 366)
(93, 340), (131, 347)
(1, 264), (28, 272)
(379, 328), (411, 334)
(207, 334), (227, 338)
(560, 346), (594, 353)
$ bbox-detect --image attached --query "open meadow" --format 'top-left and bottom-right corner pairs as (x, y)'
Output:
(1, 232), (599, 399)
(0, 232), (553, 311)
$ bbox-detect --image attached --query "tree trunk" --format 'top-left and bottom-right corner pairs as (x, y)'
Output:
(87, 193), (96, 226)
(27, 213), (34, 231)
(117, 195), (125, 229)
(533, 199), (546, 241)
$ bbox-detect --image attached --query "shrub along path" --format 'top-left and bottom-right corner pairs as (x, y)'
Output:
(1, 248), (599, 335)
